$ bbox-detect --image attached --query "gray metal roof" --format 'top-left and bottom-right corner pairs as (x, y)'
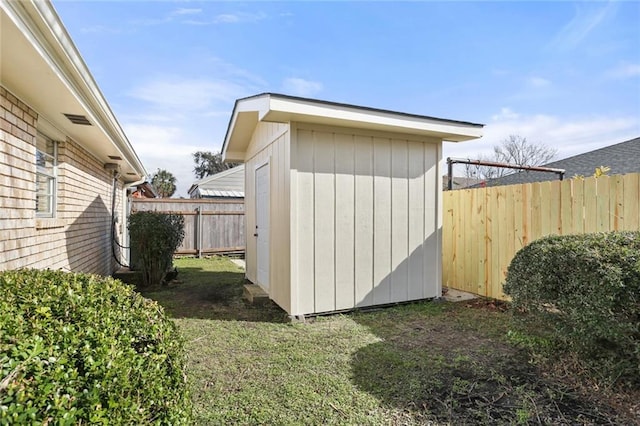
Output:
(188, 165), (245, 198)
(480, 136), (640, 187)
(197, 189), (244, 198)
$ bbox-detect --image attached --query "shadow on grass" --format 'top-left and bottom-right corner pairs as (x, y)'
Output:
(349, 301), (623, 425)
(136, 265), (288, 323)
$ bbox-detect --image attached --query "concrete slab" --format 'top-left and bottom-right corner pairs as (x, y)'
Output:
(442, 288), (477, 302)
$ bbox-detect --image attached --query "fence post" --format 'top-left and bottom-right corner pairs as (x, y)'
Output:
(196, 206), (202, 258)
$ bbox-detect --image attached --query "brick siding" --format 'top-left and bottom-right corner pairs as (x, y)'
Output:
(0, 85), (125, 275)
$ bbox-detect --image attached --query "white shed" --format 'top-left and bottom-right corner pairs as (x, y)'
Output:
(222, 93), (483, 316)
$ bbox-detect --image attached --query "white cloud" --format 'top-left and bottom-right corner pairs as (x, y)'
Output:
(171, 8), (202, 17)
(444, 109), (640, 164)
(128, 78), (246, 110)
(204, 56), (268, 87)
(549, 2), (617, 51)
(282, 77), (323, 97)
(491, 107), (519, 121)
(606, 63), (640, 79)
(526, 76), (551, 88)
(80, 25), (124, 35)
(124, 123), (209, 197)
(213, 12), (267, 24)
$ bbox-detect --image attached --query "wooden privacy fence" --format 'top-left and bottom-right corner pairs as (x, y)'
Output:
(442, 173), (640, 300)
(131, 199), (245, 256)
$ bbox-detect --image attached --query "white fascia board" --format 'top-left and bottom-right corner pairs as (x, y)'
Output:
(222, 93), (484, 160)
(263, 96), (483, 142)
(3, 0), (147, 179)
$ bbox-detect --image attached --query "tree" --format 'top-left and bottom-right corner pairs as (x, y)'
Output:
(464, 135), (558, 180)
(192, 151), (239, 179)
(151, 169), (177, 198)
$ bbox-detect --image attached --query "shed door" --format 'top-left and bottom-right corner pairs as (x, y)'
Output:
(255, 163), (270, 290)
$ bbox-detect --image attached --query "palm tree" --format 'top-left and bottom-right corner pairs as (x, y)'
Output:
(151, 169), (177, 198)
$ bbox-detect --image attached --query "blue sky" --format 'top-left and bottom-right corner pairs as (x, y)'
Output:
(53, 1), (640, 197)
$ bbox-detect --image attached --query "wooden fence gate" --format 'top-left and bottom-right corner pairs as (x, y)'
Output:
(442, 173), (640, 299)
(131, 198), (245, 256)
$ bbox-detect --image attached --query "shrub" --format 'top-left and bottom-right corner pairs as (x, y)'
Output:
(129, 211), (185, 287)
(504, 232), (640, 384)
(0, 269), (192, 424)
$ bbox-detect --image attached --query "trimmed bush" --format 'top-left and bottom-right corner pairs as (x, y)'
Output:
(129, 211), (185, 287)
(504, 232), (640, 383)
(0, 269), (191, 424)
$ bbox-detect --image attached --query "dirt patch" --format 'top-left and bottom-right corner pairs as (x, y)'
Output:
(352, 301), (637, 425)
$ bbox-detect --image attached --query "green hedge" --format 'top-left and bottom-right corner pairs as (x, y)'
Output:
(504, 232), (640, 384)
(129, 211), (185, 287)
(0, 269), (191, 424)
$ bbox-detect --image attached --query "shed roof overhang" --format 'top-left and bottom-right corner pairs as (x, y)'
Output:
(0, 1), (147, 182)
(222, 93), (484, 162)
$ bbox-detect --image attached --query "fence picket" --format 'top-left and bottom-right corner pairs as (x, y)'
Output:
(131, 199), (245, 256)
(443, 173), (640, 299)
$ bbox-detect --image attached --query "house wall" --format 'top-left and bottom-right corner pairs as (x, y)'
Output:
(289, 123), (442, 315)
(243, 121), (291, 312)
(1, 85), (124, 275)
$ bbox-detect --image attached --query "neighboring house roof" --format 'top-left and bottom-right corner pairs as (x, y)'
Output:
(132, 182), (158, 198)
(443, 176), (484, 190)
(222, 93), (484, 162)
(0, 0), (146, 182)
(188, 165), (245, 198)
(480, 136), (640, 187)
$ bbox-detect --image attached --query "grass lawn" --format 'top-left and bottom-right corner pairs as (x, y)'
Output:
(141, 257), (638, 425)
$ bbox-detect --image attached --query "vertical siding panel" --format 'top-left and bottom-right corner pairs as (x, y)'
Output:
(277, 134), (291, 312)
(407, 141), (425, 300)
(391, 140), (409, 303)
(244, 155), (256, 282)
(354, 135), (374, 306)
(313, 132), (336, 313)
(423, 144), (439, 297)
(373, 137), (392, 305)
(296, 130), (315, 314)
(334, 133), (355, 310)
(289, 130), (298, 314)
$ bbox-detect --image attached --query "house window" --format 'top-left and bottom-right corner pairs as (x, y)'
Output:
(35, 133), (57, 217)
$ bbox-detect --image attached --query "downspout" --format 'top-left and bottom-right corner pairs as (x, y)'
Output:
(110, 170), (129, 269)
(121, 177), (147, 268)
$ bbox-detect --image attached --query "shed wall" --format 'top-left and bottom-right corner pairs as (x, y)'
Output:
(1, 86), (125, 275)
(290, 123), (442, 315)
(243, 121), (291, 312)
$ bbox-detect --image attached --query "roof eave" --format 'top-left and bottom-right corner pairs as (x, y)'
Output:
(1, 0), (147, 182)
(221, 93), (484, 161)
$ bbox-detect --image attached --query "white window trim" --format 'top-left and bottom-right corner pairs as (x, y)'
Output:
(35, 134), (58, 218)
